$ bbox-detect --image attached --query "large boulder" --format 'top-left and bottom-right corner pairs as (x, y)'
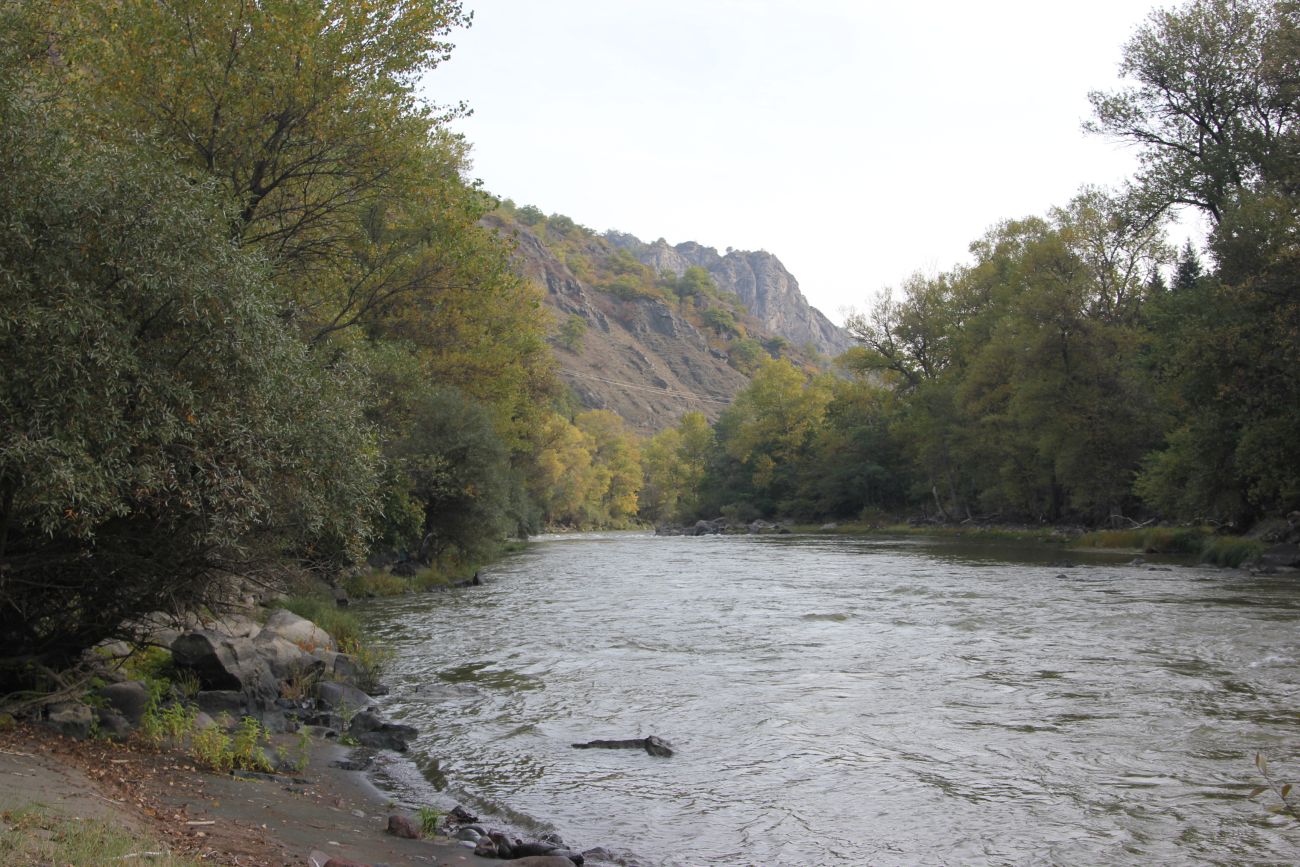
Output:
(259, 609), (336, 652)
(314, 681), (374, 714)
(171, 632), (280, 709)
(253, 634), (324, 683)
(96, 680), (151, 725)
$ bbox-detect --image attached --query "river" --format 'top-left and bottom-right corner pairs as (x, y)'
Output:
(354, 532), (1300, 866)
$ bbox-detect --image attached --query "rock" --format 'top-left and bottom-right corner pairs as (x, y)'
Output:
(1128, 557), (1145, 566)
(508, 857), (584, 867)
(96, 680), (151, 725)
(260, 609), (337, 652)
(1260, 543), (1300, 569)
(95, 640), (132, 659)
(454, 827), (481, 842)
(208, 613), (262, 639)
(171, 632), (280, 709)
(330, 754), (373, 772)
(93, 708), (133, 740)
(196, 690), (246, 722)
(473, 836), (497, 857)
(45, 702), (93, 739)
(329, 653), (363, 686)
(254, 634), (324, 683)
(449, 805), (479, 823)
(323, 859), (367, 867)
(489, 831), (515, 858)
(346, 711), (416, 749)
(356, 730), (412, 752)
(333, 586), (351, 608)
(540, 832), (567, 848)
(385, 814), (420, 839)
(819, 522), (839, 531)
(315, 681), (374, 714)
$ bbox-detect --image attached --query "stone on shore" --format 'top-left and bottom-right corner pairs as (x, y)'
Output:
(44, 701), (93, 739)
(260, 608), (337, 652)
(385, 813), (420, 839)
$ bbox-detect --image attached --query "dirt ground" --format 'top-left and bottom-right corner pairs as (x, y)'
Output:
(0, 724), (498, 866)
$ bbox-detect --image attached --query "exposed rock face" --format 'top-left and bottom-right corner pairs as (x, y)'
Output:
(607, 233), (853, 358)
(490, 215), (851, 433)
(494, 217), (749, 433)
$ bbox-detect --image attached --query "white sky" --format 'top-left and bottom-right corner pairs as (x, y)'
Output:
(419, 0), (1173, 324)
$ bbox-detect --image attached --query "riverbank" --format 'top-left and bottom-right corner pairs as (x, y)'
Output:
(0, 721), (497, 866)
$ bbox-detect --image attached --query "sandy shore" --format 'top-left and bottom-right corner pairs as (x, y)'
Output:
(0, 723), (499, 866)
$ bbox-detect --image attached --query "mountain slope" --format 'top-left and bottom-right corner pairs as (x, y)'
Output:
(607, 233), (853, 358)
(487, 206), (850, 433)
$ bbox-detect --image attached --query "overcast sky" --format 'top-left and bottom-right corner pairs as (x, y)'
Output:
(419, 0), (1176, 324)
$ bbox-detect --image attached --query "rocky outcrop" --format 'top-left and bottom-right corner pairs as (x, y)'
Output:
(492, 216), (749, 433)
(608, 233), (853, 359)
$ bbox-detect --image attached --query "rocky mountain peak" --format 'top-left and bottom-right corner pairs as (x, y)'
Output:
(606, 233), (852, 358)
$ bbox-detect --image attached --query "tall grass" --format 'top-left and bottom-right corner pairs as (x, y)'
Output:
(0, 807), (199, 865)
(1073, 527), (1263, 566)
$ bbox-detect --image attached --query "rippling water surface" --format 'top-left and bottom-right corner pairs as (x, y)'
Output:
(355, 532), (1300, 865)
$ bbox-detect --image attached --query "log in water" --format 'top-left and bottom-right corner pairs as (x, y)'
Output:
(355, 532), (1300, 866)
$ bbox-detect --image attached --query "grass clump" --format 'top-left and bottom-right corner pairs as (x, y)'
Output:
(0, 806), (198, 865)
(1073, 526), (1264, 566)
(418, 805), (442, 835)
(1201, 536), (1265, 568)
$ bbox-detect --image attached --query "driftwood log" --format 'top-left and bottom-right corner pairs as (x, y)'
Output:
(571, 735), (673, 757)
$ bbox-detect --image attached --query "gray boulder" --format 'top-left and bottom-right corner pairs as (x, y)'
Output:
(260, 609), (336, 652)
(253, 634), (324, 683)
(314, 681), (374, 714)
(93, 708), (133, 740)
(96, 680), (151, 725)
(171, 632), (280, 709)
(45, 702), (93, 739)
(196, 689), (246, 722)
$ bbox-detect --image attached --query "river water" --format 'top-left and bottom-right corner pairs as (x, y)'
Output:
(355, 532), (1300, 866)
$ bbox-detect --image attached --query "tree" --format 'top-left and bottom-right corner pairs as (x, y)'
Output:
(711, 360), (832, 514)
(1087, 0), (1297, 223)
(574, 411), (642, 526)
(0, 63), (375, 676)
(670, 266), (715, 307)
(1091, 0), (1300, 522)
(386, 388), (518, 562)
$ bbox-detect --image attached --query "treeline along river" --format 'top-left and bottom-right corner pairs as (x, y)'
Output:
(355, 533), (1300, 865)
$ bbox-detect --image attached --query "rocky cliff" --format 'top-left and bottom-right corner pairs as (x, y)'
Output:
(487, 209), (850, 434)
(606, 233), (853, 358)
(489, 215), (748, 434)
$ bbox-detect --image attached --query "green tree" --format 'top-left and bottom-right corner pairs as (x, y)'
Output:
(0, 57), (375, 675)
(708, 360), (832, 515)
(1091, 0), (1300, 522)
(1087, 0), (1295, 222)
(387, 388), (519, 562)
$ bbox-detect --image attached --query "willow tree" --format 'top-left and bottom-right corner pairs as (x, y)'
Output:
(0, 37), (375, 678)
